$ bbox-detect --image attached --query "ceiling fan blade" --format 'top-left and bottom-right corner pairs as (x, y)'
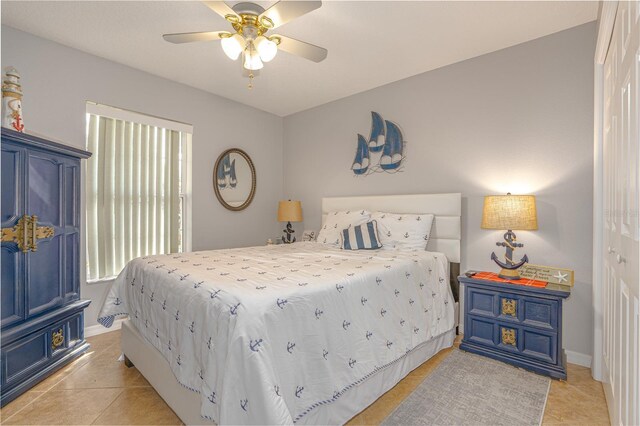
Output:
(259, 1), (322, 29)
(274, 35), (327, 62)
(163, 31), (229, 44)
(203, 1), (240, 20)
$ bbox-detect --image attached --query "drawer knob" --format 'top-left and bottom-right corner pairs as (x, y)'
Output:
(52, 328), (64, 350)
(501, 328), (517, 346)
(501, 299), (517, 317)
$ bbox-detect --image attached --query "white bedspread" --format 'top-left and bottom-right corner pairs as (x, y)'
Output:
(98, 242), (454, 425)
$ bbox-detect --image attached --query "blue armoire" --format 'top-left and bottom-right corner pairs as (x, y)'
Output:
(1, 128), (91, 406)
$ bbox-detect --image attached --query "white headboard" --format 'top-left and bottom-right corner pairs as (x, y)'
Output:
(321, 193), (462, 263)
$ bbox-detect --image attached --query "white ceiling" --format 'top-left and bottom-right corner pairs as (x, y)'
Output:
(1, 1), (597, 117)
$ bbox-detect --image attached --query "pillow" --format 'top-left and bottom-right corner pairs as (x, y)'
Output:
(318, 210), (371, 246)
(371, 212), (434, 251)
(341, 220), (382, 250)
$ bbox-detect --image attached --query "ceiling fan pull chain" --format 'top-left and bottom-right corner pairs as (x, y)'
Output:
(248, 72), (254, 90)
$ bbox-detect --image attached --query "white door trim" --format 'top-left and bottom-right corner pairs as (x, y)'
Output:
(592, 0), (619, 383)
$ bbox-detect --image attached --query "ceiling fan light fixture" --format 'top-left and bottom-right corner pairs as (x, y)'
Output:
(164, 0), (328, 88)
(221, 33), (245, 60)
(243, 41), (264, 70)
(254, 36), (278, 62)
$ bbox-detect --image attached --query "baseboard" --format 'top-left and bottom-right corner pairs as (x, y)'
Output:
(84, 318), (126, 337)
(566, 350), (592, 368)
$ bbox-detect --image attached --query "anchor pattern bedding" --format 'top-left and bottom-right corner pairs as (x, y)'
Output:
(98, 242), (455, 425)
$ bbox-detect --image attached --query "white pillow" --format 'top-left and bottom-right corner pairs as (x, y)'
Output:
(371, 212), (434, 251)
(318, 210), (372, 246)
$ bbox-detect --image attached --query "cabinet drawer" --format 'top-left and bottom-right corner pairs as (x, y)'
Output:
(466, 285), (558, 330)
(2, 331), (49, 386)
(49, 312), (84, 357)
(467, 287), (495, 317)
(465, 315), (559, 365)
(2, 311), (84, 386)
(522, 298), (557, 330)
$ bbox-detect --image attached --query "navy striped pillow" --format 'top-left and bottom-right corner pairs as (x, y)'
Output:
(341, 220), (382, 250)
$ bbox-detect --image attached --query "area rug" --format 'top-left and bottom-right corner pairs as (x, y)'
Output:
(382, 349), (551, 426)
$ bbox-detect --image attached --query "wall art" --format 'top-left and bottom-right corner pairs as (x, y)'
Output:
(352, 111), (405, 176)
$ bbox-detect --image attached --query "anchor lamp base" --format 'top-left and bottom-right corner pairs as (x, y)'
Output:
(281, 221), (296, 244)
(490, 230), (529, 280)
(497, 267), (522, 280)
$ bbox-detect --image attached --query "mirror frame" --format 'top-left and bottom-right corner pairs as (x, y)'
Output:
(213, 148), (257, 211)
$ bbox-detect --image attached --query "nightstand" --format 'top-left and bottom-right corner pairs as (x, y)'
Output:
(459, 273), (571, 379)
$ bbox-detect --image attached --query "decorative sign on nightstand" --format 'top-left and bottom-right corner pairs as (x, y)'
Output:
(302, 230), (317, 242)
(518, 264), (575, 286)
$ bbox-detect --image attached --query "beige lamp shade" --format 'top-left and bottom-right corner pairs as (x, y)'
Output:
(278, 200), (303, 222)
(481, 194), (538, 230)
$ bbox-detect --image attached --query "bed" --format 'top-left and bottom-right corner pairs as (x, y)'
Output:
(98, 193), (462, 425)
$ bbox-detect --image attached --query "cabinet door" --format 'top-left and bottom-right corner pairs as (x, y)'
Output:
(1, 143), (25, 328)
(25, 150), (64, 318)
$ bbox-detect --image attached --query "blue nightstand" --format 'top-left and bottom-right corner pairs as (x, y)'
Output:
(459, 273), (571, 380)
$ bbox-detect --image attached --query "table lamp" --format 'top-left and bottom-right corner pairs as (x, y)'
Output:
(481, 193), (537, 280)
(278, 200), (302, 244)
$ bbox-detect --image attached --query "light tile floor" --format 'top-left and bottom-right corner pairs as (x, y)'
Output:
(0, 331), (610, 425)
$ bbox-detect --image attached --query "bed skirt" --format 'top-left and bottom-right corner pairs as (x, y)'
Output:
(121, 320), (455, 425)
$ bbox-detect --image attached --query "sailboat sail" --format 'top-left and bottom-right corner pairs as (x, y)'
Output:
(229, 159), (237, 188)
(217, 158), (228, 189)
(222, 154), (231, 174)
(368, 111), (385, 152)
(380, 120), (403, 170)
(352, 134), (370, 175)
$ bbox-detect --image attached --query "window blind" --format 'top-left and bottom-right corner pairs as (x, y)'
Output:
(86, 113), (186, 281)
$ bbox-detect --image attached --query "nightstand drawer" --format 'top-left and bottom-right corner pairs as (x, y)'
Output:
(467, 286), (558, 330)
(465, 315), (558, 365)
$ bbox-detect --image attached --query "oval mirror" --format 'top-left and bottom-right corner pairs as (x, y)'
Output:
(213, 148), (256, 211)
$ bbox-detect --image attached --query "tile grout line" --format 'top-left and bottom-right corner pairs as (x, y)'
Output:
(90, 387), (126, 425)
(1, 339), (118, 424)
(1, 391), (48, 424)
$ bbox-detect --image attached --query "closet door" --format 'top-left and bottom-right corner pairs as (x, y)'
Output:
(1, 143), (25, 328)
(602, 1), (640, 425)
(25, 149), (65, 318)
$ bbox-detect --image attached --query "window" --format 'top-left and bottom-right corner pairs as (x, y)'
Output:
(85, 103), (192, 282)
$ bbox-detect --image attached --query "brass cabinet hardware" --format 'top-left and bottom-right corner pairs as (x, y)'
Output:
(52, 328), (64, 350)
(30, 215), (54, 252)
(501, 299), (517, 317)
(1, 215), (32, 252)
(0, 214), (54, 253)
(30, 214), (37, 251)
(501, 328), (517, 346)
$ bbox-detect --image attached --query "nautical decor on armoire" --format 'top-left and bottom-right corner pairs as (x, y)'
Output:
(352, 111), (406, 176)
(1, 128), (91, 406)
(1, 67), (25, 132)
(481, 193), (538, 280)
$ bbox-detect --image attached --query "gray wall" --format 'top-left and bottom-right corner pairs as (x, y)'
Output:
(283, 23), (596, 358)
(1, 26), (284, 327)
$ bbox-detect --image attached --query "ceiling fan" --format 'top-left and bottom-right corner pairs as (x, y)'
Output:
(163, 1), (327, 88)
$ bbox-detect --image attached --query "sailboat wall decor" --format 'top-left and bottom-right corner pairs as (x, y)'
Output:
(217, 153), (238, 190)
(351, 111), (406, 176)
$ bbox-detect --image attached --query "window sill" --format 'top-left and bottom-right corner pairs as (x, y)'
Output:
(86, 276), (118, 285)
